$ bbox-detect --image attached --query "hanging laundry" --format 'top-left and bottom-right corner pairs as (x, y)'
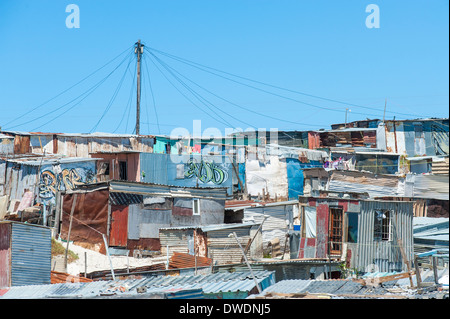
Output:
(193, 144), (201, 153)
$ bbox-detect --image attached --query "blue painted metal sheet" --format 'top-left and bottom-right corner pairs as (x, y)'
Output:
(140, 153), (233, 195)
(10, 223), (51, 286)
(286, 158), (322, 200)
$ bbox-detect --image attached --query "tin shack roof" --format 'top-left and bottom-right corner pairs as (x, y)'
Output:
(70, 180), (230, 200)
(0, 270), (275, 299)
(1, 154), (99, 166)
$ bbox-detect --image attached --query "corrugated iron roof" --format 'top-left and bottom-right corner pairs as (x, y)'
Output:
(2, 155), (99, 166)
(0, 270), (274, 299)
(225, 199), (298, 211)
(257, 278), (390, 297)
(160, 222), (258, 232)
(109, 192), (143, 206)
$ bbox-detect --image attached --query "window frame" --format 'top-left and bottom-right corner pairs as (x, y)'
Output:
(345, 212), (359, 244)
(329, 207), (343, 255)
(192, 198), (201, 216)
(373, 210), (393, 242)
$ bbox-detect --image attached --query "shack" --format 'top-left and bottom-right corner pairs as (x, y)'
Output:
(0, 131), (155, 157)
(379, 118), (449, 156)
(296, 196), (414, 273)
(245, 144), (328, 201)
(159, 222), (263, 265)
(139, 153), (235, 196)
(0, 221), (52, 288)
(0, 155), (98, 226)
(239, 200), (299, 257)
(57, 180), (228, 256)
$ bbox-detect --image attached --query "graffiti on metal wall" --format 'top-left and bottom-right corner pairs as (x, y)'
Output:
(184, 159), (229, 185)
(431, 123), (449, 156)
(39, 168), (97, 200)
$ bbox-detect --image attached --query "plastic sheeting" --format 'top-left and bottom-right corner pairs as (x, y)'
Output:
(304, 206), (317, 238)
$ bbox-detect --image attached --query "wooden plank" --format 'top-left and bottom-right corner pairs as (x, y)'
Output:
(353, 271), (416, 286)
(398, 238), (414, 287)
(64, 194), (78, 272)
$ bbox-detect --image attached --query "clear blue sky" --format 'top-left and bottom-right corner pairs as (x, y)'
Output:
(0, 0), (448, 136)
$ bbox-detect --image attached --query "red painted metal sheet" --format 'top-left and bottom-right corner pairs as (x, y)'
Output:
(308, 132), (321, 149)
(110, 205), (128, 247)
(172, 206), (193, 216)
(298, 238), (306, 258)
(0, 223), (11, 288)
(298, 238), (317, 259)
(315, 204), (329, 258)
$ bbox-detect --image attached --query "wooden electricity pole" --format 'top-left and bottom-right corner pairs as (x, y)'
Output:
(135, 40), (144, 135)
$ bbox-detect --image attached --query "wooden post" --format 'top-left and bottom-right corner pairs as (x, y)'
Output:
(195, 247), (198, 276)
(397, 239), (414, 287)
(84, 251), (87, 278)
(64, 193), (78, 273)
(230, 232), (262, 294)
(432, 256), (439, 285)
(414, 255), (422, 289)
(241, 215), (268, 262)
(102, 234), (116, 280)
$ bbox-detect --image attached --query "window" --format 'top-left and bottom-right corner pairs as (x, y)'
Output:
(98, 162), (110, 175)
(346, 213), (359, 243)
(374, 210), (392, 241)
(193, 198), (200, 215)
(329, 207), (343, 254)
(119, 161), (127, 180)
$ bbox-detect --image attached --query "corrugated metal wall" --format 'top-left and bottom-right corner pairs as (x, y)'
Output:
(160, 229), (194, 257)
(56, 135), (154, 158)
(160, 225), (259, 265)
(207, 227), (252, 265)
(355, 201), (414, 273)
(1, 222), (52, 287)
(0, 136), (14, 155)
(0, 223), (11, 288)
(0, 162), (39, 200)
(244, 204), (294, 252)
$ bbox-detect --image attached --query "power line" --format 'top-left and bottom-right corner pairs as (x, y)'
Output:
(90, 53), (135, 133)
(148, 49), (326, 128)
(25, 52), (133, 132)
(149, 53), (236, 128)
(149, 51), (254, 128)
(142, 55), (161, 134)
(146, 46), (434, 119)
(3, 45), (133, 128)
(147, 47), (356, 117)
(113, 59), (137, 133)
(146, 53), (235, 128)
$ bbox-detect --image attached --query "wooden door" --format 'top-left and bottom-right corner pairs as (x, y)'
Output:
(109, 205), (128, 247)
(329, 207), (343, 255)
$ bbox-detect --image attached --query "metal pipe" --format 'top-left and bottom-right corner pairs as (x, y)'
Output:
(229, 232), (262, 294)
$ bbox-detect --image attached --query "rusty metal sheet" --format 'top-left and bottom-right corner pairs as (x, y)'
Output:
(0, 223), (11, 288)
(13, 136), (30, 154)
(61, 190), (109, 245)
(169, 252), (212, 269)
(110, 205), (128, 247)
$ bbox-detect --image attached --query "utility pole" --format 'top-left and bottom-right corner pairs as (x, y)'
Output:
(383, 98), (387, 123)
(345, 108), (351, 128)
(134, 40), (144, 135)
